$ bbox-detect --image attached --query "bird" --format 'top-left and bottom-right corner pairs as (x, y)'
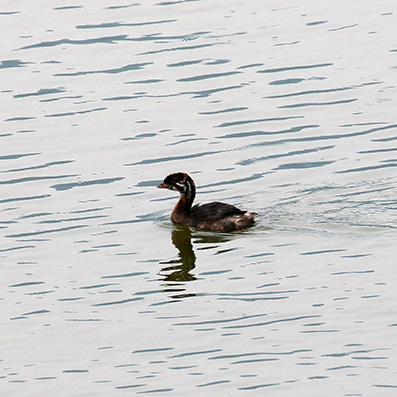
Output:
(157, 172), (256, 232)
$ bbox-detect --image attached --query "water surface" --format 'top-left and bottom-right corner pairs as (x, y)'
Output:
(1, 1), (397, 396)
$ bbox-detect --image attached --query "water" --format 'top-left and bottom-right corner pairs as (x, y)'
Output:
(1, 1), (397, 395)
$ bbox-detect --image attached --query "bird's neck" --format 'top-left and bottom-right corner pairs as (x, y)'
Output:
(174, 179), (196, 214)
(177, 180), (196, 211)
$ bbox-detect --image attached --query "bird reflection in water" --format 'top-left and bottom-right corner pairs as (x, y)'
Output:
(159, 226), (232, 299)
(159, 226), (197, 283)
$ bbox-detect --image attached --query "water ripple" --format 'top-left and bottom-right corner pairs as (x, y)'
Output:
(51, 177), (124, 191)
(215, 116), (303, 128)
(126, 150), (221, 166)
(5, 225), (88, 238)
(217, 124), (319, 139)
(13, 87), (66, 98)
(0, 174), (77, 185)
(237, 145), (334, 166)
(0, 194), (51, 204)
(76, 20), (177, 29)
(1, 160), (74, 173)
(54, 63), (152, 77)
(222, 315), (321, 329)
(19, 35), (129, 50)
(278, 98), (357, 108)
(257, 63), (333, 73)
(177, 71), (241, 82)
(335, 162), (397, 174)
(244, 124), (397, 147)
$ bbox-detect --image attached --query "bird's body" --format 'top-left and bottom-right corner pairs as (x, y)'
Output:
(157, 173), (256, 232)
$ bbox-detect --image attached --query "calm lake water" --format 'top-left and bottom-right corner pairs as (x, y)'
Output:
(1, 1), (397, 396)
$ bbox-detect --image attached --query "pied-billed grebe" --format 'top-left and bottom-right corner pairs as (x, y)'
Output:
(157, 172), (256, 232)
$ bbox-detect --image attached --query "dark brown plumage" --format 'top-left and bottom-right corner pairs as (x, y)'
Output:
(157, 172), (256, 232)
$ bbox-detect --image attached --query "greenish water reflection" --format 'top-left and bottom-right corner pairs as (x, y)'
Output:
(159, 226), (233, 285)
(159, 226), (197, 283)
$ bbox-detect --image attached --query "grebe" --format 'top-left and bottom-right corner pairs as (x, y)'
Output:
(157, 172), (256, 232)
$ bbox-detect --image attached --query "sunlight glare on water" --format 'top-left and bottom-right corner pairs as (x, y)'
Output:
(1, 0), (397, 396)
